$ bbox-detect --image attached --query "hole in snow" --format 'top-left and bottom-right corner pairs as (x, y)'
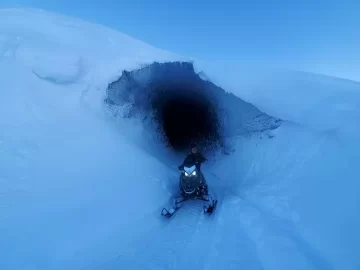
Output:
(105, 61), (282, 155)
(150, 77), (221, 151)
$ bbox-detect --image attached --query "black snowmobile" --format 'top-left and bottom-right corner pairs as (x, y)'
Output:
(161, 162), (217, 217)
(179, 162), (208, 198)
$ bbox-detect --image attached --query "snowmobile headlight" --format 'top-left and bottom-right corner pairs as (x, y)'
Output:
(185, 171), (189, 177)
(191, 171), (196, 176)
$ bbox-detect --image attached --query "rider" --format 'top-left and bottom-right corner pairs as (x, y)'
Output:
(178, 143), (207, 171)
(178, 143), (208, 194)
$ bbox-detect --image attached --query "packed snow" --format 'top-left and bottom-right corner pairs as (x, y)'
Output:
(0, 8), (359, 270)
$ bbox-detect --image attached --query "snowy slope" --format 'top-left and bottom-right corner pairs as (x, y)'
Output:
(0, 8), (360, 270)
(0, 8), (184, 270)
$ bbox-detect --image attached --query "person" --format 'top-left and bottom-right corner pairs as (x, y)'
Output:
(178, 143), (207, 171)
(178, 143), (208, 195)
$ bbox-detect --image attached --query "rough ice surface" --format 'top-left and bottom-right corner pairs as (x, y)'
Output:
(0, 7), (360, 270)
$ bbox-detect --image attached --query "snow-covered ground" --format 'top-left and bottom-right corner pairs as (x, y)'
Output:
(0, 8), (359, 270)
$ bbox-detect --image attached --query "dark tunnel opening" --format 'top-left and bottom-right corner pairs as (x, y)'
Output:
(151, 86), (220, 151)
(104, 61), (282, 156)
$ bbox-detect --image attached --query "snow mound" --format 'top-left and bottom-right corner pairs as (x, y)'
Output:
(22, 47), (86, 85)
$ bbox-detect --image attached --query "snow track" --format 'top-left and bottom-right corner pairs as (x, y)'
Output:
(92, 187), (264, 270)
(238, 197), (333, 270)
(90, 180), (332, 270)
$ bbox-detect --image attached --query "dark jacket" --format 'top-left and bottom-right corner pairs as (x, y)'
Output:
(178, 152), (207, 171)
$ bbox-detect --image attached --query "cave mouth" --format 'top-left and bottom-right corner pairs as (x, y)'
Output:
(105, 62), (223, 154)
(105, 61), (282, 156)
(152, 85), (220, 152)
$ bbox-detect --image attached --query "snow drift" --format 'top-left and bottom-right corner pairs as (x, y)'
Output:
(0, 7), (359, 270)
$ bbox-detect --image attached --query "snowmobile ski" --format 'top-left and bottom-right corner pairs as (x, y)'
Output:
(161, 206), (179, 217)
(161, 196), (187, 217)
(204, 197), (217, 214)
(161, 195), (217, 217)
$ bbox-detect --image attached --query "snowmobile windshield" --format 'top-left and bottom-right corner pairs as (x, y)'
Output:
(184, 165), (196, 177)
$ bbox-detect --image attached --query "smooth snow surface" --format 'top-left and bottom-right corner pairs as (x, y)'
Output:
(0, 8), (360, 270)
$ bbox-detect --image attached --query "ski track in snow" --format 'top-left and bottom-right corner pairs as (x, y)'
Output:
(88, 184), (264, 270)
(86, 186), (329, 270)
(238, 198), (333, 270)
(88, 172), (330, 270)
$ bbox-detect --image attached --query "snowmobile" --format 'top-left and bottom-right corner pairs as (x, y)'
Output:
(161, 162), (217, 217)
(179, 163), (208, 198)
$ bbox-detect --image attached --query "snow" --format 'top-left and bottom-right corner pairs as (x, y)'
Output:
(193, 62), (360, 136)
(0, 7), (360, 270)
